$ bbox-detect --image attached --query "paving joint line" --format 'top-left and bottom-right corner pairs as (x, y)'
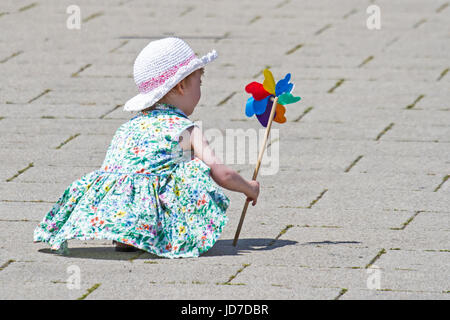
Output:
(436, 2), (449, 13)
(218, 263), (250, 285)
(76, 283), (101, 300)
(344, 155), (363, 172)
(120, 35), (228, 41)
(118, 0), (134, 6)
(214, 31), (231, 43)
(375, 122), (394, 141)
(0, 259), (16, 272)
(0, 218), (39, 223)
(248, 15), (261, 25)
(0, 200), (54, 203)
(334, 288), (348, 300)
(365, 248), (386, 269)
(274, 0), (291, 9)
(405, 94), (425, 109)
(128, 250), (147, 262)
(437, 68), (449, 81)
(314, 23), (332, 36)
(28, 89), (51, 103)
(384, 36), (400, 49)
(391, 210), (424, 231)
(99, 104), (123, 119)
(378, 288), (450, 294)
(252, 65), (271, 78)
(358, 55), (374, 68)
(293, 106), (313, 122)
(82, 12), (103, 23)
(109, 40), (129, 53)
(0, 51), (23, 64)
(433, 174), (449, 192)
(413, 18), (427, 29)
(285, 43), (303, 55)
(179, 6), (195, 17)
(327, 78), (345, 94)
(268, 224), (294, 246)
(71, 64), (92, 77)
(55, 133), (81, 150)
(18, 3), (38, 12)
(299, 224), (342, 229)
(393, 139), (444, 143)
(6, 162), (34, 182)
(307, 189), (328, 208)
(217, 91), (236, 106)
(342, 8), (357, 19)
(230, 118), (248, 122)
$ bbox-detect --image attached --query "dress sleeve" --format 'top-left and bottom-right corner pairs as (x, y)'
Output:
(171, 116), (199, 142)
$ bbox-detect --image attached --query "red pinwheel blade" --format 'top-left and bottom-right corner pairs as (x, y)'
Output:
(245, 82), (271, 101)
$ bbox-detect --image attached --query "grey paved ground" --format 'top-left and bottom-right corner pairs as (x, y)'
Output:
(0, 0), (449, 300)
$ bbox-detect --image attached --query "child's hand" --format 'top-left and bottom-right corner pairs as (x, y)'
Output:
(246, 180), (260, 206)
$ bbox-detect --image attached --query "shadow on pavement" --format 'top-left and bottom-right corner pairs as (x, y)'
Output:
(201, 238), (298, 257)
(38, 246), (153, 260)
(300, 241), (361, 246)
(37, 238), (298, 260)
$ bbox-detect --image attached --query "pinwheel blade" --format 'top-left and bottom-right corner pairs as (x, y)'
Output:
(278, 92), (301, 105)
(275, 73), (293, 96)
(245, 82), (271, 101)
(273, 103), (287, 123)
(253, 95), (271, 115)
(262, 69), (276, 95)
(245, 97), (255, 117)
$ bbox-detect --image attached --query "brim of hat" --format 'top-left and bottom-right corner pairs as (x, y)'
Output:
(123, 49), (218, 112)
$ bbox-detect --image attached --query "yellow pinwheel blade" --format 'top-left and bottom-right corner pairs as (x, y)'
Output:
(262, 69), (276, 95)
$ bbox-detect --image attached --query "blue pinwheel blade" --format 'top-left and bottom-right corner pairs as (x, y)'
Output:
(275, 73), (293, 96)
(253, 95), (271, 115)
(245, 97), (255, 117)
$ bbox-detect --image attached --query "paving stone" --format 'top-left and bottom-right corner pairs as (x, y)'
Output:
(88, 281), (339, 300)
(0, 0), (448, 299)
(341, 288), (449, 300)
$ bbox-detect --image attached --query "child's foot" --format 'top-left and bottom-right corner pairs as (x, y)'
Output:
(112, 240), (139, 252)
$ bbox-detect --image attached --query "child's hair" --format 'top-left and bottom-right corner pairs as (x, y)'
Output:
(142, 67), (204, 112)
(181, 67), (204, 86)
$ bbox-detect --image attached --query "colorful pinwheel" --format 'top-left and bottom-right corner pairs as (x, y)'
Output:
(244, 69), (301, 127)
(233, 68), (302, 246)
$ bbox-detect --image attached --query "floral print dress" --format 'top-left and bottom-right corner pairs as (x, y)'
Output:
(33, 103), (230, 258)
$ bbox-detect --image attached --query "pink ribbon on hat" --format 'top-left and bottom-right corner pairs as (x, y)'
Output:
(138, 53), (197, 94)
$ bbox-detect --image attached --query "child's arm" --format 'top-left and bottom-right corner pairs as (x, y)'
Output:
(179, 126), (260, 205)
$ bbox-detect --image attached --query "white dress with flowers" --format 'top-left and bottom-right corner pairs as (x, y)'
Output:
(33, 103), (230, 258)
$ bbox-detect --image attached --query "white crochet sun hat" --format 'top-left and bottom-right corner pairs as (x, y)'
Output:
(124, 37), (218, 112)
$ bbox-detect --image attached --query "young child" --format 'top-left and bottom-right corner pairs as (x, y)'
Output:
(33, 37), (260, 258)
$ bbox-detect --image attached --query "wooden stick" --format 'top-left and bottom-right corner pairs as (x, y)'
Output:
(233, 96), (279, 246)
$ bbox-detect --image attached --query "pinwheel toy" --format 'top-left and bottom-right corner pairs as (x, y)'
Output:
(233, 69), (301, 246)
(245, 69), (301, 127)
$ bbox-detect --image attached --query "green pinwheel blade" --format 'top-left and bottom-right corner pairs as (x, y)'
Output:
(278, 92), (301, 105)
